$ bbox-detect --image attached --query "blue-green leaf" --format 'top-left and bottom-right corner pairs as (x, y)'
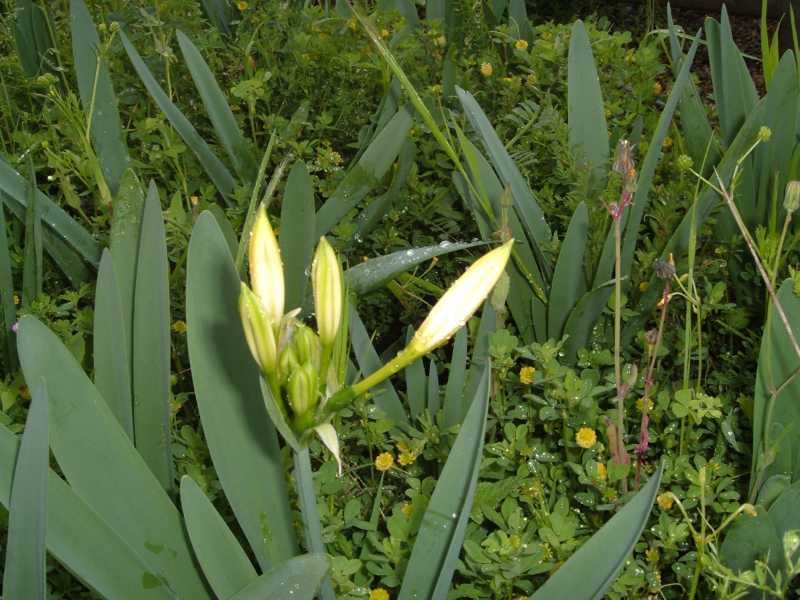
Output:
(229, 554), (330, 600)
(280, 161), (316, 312)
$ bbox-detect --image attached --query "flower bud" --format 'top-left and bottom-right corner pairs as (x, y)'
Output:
(287, 363), (318, 420)
(239, 283), (278, 375)
(758, 126), (772, 142)
(411, 240), (513, 354)
(279, 344), (300, 385)
(784, 181), (800, 214)
(312, 236), (344, 349)
(292, 323), (321, 371)
(249, 206), (284, 324)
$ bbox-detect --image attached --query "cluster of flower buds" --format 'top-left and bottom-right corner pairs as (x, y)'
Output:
(240, 203), (514, 472)
(609, 139), (637, 220)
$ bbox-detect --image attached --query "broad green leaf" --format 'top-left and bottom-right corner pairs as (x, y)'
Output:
(345, 240), (485, 295)
(404, 326), (426, 419)
(229, 554), (330, 600)
(186, 212), (297, 570)
(349, 304), (407, 424)
(356, 138), (416, 236)
(3, 378), (48, 600)
(721, 507), (783, 576)
(508, 0), (534, 43)
(427, 357), (440, 415)
(120, 31), (236, 200)
(0, 201), (17, 369)
(0, 425), (175, 600)
(315, 108), (413, 237)
(561, 279), (616, 363)
(176, 31), (255, 181)
(280, 161), (316, 311)
(0, 156), (100, 277)
(442, 327), (468, 429)
(531, 464), (663, 599)
(94, 249), (133, 439)
(180, 476), (258, 598)
(548, 202), (588, 340)
(16, 316), (210, 598)
(14, 0), (54, 77)
(132, 185), (173, 491)
(568, 21), (609, 192)
(71, 0), (129, 195)
(751, 280), (800, 495)
(399, 363), (490, 600)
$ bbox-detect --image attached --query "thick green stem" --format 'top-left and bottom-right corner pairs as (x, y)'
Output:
(293, 448), (335, 600)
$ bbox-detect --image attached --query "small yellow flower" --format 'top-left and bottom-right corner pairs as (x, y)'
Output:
(480, 62), (493, 77)
(519, 366), (535, 385)
(398, 452), (416, 466)
(653, 81), (663, 96)
(330, 150), (342, 165)
(575, 427), (597, 449)
(596, 462), (607, 480)
(435, 35), (447, 47)
(380, 28), (390, 39)
(190, 195), (199, 207)
(347, 17), (358, 31)
(375, 452), (394, 472)
(525, 72), (537, 87)
(636, 397), (654, 412)
(401, 502), (413, 518)
(663, 136), (673, 149)
(172, 320), (187, 334)
(370, 588), (390, 600)
(639, 281), (649, 292)
(236, 0), (248, 10)
(646, 547), (660, 563)
(515, 39), (528, 51)
(656, 493), (674, 511)
(13, 294), (19, 305)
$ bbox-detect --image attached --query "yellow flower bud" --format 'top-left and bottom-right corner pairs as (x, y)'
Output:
(312, 236), (344, 349)
(480, 62), (493, 77)
(249, 206), (284, 325)
(410, 240), (513, 354)
(784, 180), (800, 214)
(239, 283), (278, 375)
(292, 323), (321, 371)
(287, 363), (318, 420)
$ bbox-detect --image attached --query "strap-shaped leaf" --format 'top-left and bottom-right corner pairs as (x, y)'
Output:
(404, 326), (426, 419)
(14, 0), (54, 77)
(176, 31), (255, 181)
(2, 378), (48, 600)
(442, 327), (468, 429)
(94, 249), (133, 439)
(21, 160), (42, 306)
(399, 362), (490, 600)
(548, 202), (588, 341)
(229, 554), (330, 600)
(71, 0), (129, 195)
(180, 476), (258, 598)
(16, 316), (210, 598)
(0, 200), (17, 368)
(120, 31), (236, 200)
(132, 184), (173, 490)
(561, 279), (616, 363)
(280, 161), (316, 312)
(427, 358), (440, 415)
(186, 212), (297, 570)
(0, 425), (176, 600)
(531, 464), (663, 599)
(568, 21), (609, 192)
(315, 108), (412, 237)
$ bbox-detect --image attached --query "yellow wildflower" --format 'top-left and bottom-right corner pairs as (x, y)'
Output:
(13, 294), (19, 305)
(519, 366), (535, 385)
(398, 452), (416, 466)
(236, 0), (248, 10)
(515, 39), (528, 51)
(636, 397), (654, 412)
(575, 427), (597, 449)
(435, 35), (447, 47)
(190, 195), (199, 207)
(663, 136), (673, 149)
(375, 452), (394, 472)
(646, 547), (660, 563)
(653, 81), (663, 96)
(380, 29), (390, 39)
(370, 589), (390, 600)
(639, 281), (649, 292)
(656, 493), (673, 511)
(596, 462), (607, 480)
(401, 502), (413, 518)
(480, 62), (493, 77)
(172, 320), (187, 334)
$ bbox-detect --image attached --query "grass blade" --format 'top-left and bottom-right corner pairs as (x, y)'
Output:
(14, 0), (54, 77)
(404, 326), (426, 419)
(399, 362), (490, 600)
(229, 555), (330, 600)
(132, 183), (173, 491)
(427, 357), (440, 415)
(21, 160), (42, 306)
(120, 31), (237, 200)
(16, 316), (210, 598)
(568, 21), (609, 192)
(2, 377), (48, 600)
(548, 202), (588, 340)
(70, 0), (130, 195)
(315, 108), (412, 237)
(176, 30), (255, 182)
(530, 464), (663, 599)
(180, 476), (258, 598)
(280, 161), (316, 311)
(0, 425), (176, 600)
(0, 200), (17, 369)
(93, 249), (133, 439)
(442, 326), (468, 429)
(187, 212), (298, 569)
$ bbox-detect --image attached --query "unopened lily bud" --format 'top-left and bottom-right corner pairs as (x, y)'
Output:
(239, 283), (278, 375)
(279, 344), (300, 384)
(410, 240), (513, 354)
(288, 363), (318, 422)
(292, 323), (321, 371)
(784, 180), (800, 214)
(312, 236), (344, 349)
(249, 206), (284, 324)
